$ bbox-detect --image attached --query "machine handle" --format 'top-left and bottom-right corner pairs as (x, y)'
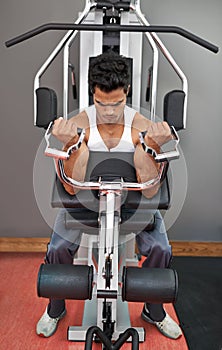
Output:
(56, 158), (166, 192)
(44, 122), (174, 189)
(139, 126), (180, 162)
(5, 23), (219, 53)
(44, 121), (85, 160)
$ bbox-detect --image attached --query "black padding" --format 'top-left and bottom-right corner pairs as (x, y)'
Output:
(37, 264), (93, 300)
(36, 87), (57, 128)
(51, 151), (171, 210)
(65, 208), (155, 233)
(85, 152), (136, 181)
(88, 152), (136, 182)
(119, 209), (155, 232)
(122, 267), (178, 303)
(52, 174), (170, 210)
(163, 90), (185, 131)
(124, 176), (170, 210)
(65, 210), (99, 229)
(52, 177), (98, 209)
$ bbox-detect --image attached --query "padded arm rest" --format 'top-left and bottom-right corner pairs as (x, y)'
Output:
(51, 151), (171, 210)
(124, 176), (171, 210)
(51, 175), (170, 210)
(51, 177), (99, 209)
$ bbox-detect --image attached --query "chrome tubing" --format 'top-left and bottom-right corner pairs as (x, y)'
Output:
(63, 1), (97, 119)
(55, 158), (165, 192)
(33, 2), (94, 125)
(132, 1), (188, 128)
(130, 2), (159, 122)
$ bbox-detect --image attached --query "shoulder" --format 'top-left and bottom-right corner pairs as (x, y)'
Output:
(131, 112), (152, 145)
(69, 110), (89, 129)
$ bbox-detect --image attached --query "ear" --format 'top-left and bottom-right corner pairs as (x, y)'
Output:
(127, 85), (131, 95)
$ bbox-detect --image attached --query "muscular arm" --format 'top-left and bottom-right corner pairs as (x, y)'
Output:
(133, 114), (172, 198)
(61, 139), (89, 195)
(134, 143), (161, 198)
(52, 112), (89, 195)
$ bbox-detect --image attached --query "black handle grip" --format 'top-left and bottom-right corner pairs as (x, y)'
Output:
(5, 23), (219, 53)
(145, 87), (150, 102)
(72, 85), (77, 100)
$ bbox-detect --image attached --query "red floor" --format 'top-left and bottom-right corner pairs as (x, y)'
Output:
(0, 252), (188, 350)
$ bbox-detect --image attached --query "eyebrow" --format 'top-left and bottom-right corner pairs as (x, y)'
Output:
(95, 99), (124, 106)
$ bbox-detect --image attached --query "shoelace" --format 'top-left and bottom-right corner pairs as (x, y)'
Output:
(156, 320), (166, 329)
(43, 313), (60, 324)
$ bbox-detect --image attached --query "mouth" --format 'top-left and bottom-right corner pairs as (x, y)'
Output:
(104, 114), (116, 119)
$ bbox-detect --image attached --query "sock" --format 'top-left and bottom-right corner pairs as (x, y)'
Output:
(47, 299), (65, 318)
(145, 303), (166, 322)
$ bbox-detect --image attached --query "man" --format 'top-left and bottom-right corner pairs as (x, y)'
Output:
(36, 51), (182, 340)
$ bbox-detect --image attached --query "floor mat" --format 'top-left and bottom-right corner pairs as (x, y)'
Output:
(0, 252), (188, 350)
(171, 257), (222, 350)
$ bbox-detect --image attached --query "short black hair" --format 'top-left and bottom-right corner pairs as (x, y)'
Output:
(88, 51), (130, 94)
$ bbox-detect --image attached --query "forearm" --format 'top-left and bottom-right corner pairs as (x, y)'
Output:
(134, 144), (161, 198)
(62, 140), (89, 195)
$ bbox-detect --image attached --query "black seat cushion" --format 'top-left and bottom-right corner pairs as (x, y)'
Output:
(65, 208), (155, 233)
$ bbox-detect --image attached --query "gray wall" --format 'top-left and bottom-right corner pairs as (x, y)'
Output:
(1, 0), (222, 241)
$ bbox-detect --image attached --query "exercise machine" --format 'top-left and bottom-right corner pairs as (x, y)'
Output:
(38, 149), (178, 348)
(5, 1), (218, 349)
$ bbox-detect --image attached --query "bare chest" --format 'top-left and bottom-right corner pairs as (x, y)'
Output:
(97, 125), (124, 149)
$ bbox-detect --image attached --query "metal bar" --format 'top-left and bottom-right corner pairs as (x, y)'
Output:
(63, 30), (78, 120)
(105, 191), (116, 255)
(120, 11), (144, 110)
(97, 214), (106, 329)
(56, 159), (165, 191)
(33, 3), (94, 125)
(132, 3), (189, 127)
(130, 5), (159, 121)
(6, 24), (219, 53)
(63, 2), (97, 119)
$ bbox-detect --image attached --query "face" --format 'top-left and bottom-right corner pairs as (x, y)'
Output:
(93, 86), (127, 125)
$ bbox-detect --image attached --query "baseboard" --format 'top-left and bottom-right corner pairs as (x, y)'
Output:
(170, 241), (222, 257)
(0, 237), (49, 253)
(0, 237), (222, 256)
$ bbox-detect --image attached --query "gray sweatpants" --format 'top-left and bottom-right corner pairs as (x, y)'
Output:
(45, 209), (171, 322)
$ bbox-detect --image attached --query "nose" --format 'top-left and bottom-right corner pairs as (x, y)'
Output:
(104, 105), (114, 115)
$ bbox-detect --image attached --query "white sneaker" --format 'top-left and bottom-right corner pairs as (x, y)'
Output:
(141, 304), (182, 339)
(36, 307), (66, 337)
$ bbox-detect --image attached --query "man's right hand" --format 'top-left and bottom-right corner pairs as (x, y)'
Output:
(52, 117), (78, 146)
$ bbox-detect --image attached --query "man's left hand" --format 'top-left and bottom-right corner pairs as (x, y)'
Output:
(144, 121), (173, 150)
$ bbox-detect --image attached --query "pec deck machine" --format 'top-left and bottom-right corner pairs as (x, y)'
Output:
(5, 1), (219, 349)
